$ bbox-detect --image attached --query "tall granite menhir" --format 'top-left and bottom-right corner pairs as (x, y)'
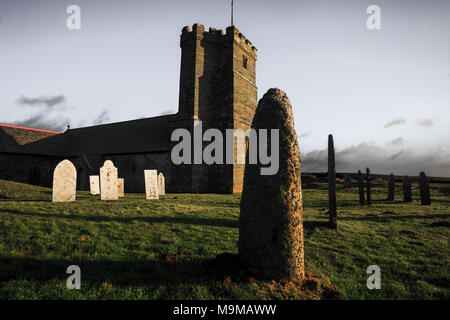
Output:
(358, 170), (365, 204)
(328, 134), (337, 229)
(387, 173), (395, 201)
(403, 175), (412, 202)
(419, 172), (431, 205)
(366, 168), (371, 205)
(239, 88), (304, 281)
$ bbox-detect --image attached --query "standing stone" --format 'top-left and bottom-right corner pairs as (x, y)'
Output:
(144, 170), (159, 200)
(328, 134), (337, 229)
(343, 174), (352, 188)
(158, 172), (165, 196)
(419, 172), (431, 205)
(403, 175), (412, 202)
(118, 178), (124, 197)
(358, 170), (365, 204)
(52, 159), (77, 202)
(89, 175), (100, 195)
(239, 88), (304, 281)
(366, 168), (371, 205)
(100, 160), (118, 201)
(387, 173), (395, 201)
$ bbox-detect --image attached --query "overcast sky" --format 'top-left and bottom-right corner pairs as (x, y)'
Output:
(0, 0), (449, 176)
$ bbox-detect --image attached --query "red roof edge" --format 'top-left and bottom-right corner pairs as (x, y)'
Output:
(0, 124), (62, 134)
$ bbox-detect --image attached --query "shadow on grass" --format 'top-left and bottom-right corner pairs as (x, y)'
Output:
(0, 208), (238, 228)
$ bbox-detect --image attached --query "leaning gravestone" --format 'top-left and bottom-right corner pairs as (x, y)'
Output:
(52, 159), (77, 202)
(366, 168), (371, 205)
(100, 160), (118, 201)
(158, 172), (165, 196)
(328, 134), (337, 229)
(144, 170), (159, 200)
(403, 175), (412, 202)
(343, 174), (351, 188)
(89, 175), (100, 195)
(419, 172), (431, 205)
(239, 88), (304, 281)
(387, 173), (395, 201)
(118, 178), (124, 197)
(358, 170), (365, 204)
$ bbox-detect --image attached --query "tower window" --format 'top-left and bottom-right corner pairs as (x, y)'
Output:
(243, 55), (248, 69)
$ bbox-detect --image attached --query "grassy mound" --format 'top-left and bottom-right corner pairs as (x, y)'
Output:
(0, 179), (50, 200)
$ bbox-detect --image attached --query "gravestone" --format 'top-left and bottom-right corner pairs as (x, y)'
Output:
(403, 175), (412, 202)
(419, 172), (431, 205)
(144, 170), (159, 200)
(100, 160), (118, 201)
(118, 178), (124, 197)
(358, 170), (365, 204)
(343, 174), (351, 188)
(158, 172), (165, 196)
(366, 168), (371, 205)
(387, 173), (395, 201)
(328, 134), (337, 229)
(89, 175), (100, 195)
(52, 159), (77, 202)
(239, 88), (304, 281)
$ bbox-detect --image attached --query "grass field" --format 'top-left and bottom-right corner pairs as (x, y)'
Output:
(0, 178), (448, 299)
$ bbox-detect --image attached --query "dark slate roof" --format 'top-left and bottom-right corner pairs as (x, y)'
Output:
(0, 125), (60, 153)
(21, 114), (176, 156)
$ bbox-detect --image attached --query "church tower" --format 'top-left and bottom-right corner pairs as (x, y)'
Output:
(170, 24), (258, 193)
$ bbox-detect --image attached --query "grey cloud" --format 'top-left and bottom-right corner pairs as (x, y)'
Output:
(17, 95), (66, 108)
(383, 118), (406, 129)
(10, 115), (69, 132)
(159, 109), (175, 116)
(389, 137), (404, 146)
(416, 118), (433, 128)
(301, 143), (450, 177)
(93, 110), (110, 125)
(298, 131), (312, 139)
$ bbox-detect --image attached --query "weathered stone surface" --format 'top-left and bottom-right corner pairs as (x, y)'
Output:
(100, 160), (118, 201)
(144, 170), (159, 200)
(52, 159), (77, 202)
(343, 174), (351, 188)
(89, 175), (100, 195)
(158, 173), (165, 196)
(358, 170), (365, 204)
(366, 168), (371, 205)
(328, 134), (337, 229)
(403, 175), (412, 202)
(239, 88), (304, 281)
(387, 173), (395, 201)
(419, 172), (431, 205)
(118, 178), (124, 197)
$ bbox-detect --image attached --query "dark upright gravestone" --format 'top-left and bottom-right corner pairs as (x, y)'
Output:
(366, 168), (371, 205)
(358, 170), (365, 204)
(419, 172), (431, 205)
(239, 88), (304, 281)
(387, 173), (395, 201)
(328, 134), (337, 229)
(403, 175), (412, 202)
(344, 174), (351, 188)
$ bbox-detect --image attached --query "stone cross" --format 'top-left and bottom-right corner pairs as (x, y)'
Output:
(158, 172), (165, 195)
(52, 159), (77, 202)
(89, 175), (100, 195)
(419, 171), (431, 205)
(358, 170), (365, 204)
(387, 173), (395, 201)
(366, 168), (371, 205)
(239, 88), (304, 281)
(343, 174), (351, 188)
(118, 178), (124, 197)
(403, 175), (412, 202)
(100, 160), (118, 201)
(144, 170), (159, 200)
(328, 134), (337, 229)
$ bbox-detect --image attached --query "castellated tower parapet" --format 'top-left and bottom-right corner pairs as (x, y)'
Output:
(172, 23), (258, 194)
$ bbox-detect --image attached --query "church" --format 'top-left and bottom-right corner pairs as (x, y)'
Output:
(0, 24), (258, 194)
